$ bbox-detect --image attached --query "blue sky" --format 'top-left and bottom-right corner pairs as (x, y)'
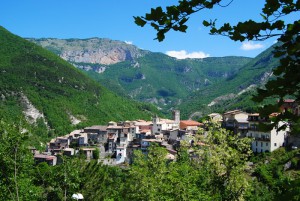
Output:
(0, 0), (292, 58)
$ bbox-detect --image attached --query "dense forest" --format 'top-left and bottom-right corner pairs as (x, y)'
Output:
(1, 121), (299, 200)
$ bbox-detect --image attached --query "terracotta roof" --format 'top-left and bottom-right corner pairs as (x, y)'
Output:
(140, 129), (151, 133)
(283, 99), (295, 103)
(180, 120), (202, 126)
(270, 112), (280, 117)
(34, 154), (56, 160)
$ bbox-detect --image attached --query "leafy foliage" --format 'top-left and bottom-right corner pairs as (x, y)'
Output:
(250, 148), (300, 200)
(0, 119), (299, 200)
(0, 121), (43, 200)
(135, 0), (300, 131)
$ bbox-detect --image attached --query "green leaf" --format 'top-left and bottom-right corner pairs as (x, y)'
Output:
(203, 20), (210, 27)
(134, 17), (147, 27)
(260, 13), (267, 20)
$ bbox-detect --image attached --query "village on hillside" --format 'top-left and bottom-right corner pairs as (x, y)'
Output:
(33, 100), (300, 166)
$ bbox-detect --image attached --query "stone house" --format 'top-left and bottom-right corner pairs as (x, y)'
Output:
(81, 148), (96, 160)
(34, 153), (57, 166)
(63, 148), (75, 156)
(84, 125), (108, 144)
(78, 133), (88, 146)
(222, 110), (249, 136)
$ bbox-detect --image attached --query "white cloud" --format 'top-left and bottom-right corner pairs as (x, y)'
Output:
(125, 41), (133, 45)
(166, 50), (210, 59)
(240, 41), (264, 50)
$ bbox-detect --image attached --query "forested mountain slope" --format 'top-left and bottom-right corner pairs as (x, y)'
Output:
(179, 44), (279, 118)
(29, 38), (252, 112)
(0, 26), (158, 143)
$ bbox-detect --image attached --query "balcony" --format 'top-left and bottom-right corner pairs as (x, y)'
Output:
(248, 126), (258, 131)
(254, 137), (270, 142)
(238, 125), (248, 130)
(225, 123), (235, 128)
(248, 117), (269, 122)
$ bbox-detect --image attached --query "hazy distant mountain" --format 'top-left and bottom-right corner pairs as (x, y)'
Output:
(0, 27), (158, 144)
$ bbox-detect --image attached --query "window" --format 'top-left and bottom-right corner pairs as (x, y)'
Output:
(261, 142), (263, 147)
(266, 142), (268, 146)
(256, 141), (258, 146)
(158, 128), (161, 131)
(274, 143), (277, 146)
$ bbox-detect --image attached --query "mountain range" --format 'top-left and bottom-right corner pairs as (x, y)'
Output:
(29, 37), (279, 118)
(0, 26), (159, 145)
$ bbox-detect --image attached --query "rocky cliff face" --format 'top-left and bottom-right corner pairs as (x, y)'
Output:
(28, 38), (148, 65)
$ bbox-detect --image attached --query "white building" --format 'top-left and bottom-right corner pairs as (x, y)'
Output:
(116, 146), (126, 164)
(152, 110), (180, 135)
(247, 114), (288, 153)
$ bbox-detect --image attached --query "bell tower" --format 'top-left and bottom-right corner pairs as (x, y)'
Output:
(173, 110), (180, 126)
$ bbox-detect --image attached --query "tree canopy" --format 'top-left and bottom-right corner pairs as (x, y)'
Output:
(135, 0), (300, 133)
